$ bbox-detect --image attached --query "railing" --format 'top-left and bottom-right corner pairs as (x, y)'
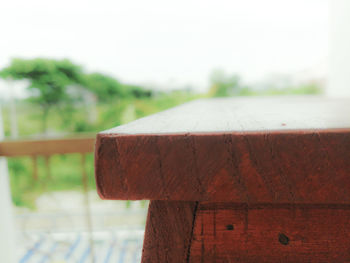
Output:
(0, 134), (97, 263)
(0, 135), (95, 156)
(0, 135), (95, 179)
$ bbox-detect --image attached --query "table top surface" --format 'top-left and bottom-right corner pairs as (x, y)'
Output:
(95, 96), (350, 203)
(102, 96), (350, 135)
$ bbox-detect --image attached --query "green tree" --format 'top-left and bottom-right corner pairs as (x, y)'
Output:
(83, 73), (152, 102)
(82, 73), (125, 102)
(0, 58), (84, 133)
(208, 69), (248, 97)
(0, 58), (153, 134)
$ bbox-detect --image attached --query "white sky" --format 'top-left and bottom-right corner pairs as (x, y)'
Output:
(0, 0), (328, 94)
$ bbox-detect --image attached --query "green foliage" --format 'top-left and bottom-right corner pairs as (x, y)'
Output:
(208, 69), (246, 97)
(127, 84), (153, 98)
(82, 73), (125, 101)
(8, 154), (95, 208)
(1, 58), (83, 104)
(0, 58), (154, 133)
(207, 69), (322, 98)
(256, 83), (322, 96)
(80, 73), (153, 102)
(0, 58), (85, 132)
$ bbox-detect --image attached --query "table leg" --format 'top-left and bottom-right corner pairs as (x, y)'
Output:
(142, 201), (350, 262)
(141, 200), (198, 263)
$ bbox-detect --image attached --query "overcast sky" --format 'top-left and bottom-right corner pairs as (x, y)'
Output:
(0, 0), (328, 95)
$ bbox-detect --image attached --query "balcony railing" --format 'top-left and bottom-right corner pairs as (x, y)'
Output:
(0, 134), (144, 263)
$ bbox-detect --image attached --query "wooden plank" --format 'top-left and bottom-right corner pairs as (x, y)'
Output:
(189, 202), (350, 262)
(141, 200), (198, 263)
(101, 97), (350, 134)
(95, 97), (350, 202)
(0, 136), (95, 157)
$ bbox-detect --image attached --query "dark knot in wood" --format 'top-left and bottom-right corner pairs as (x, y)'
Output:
(278, 233), (289, 245)
(226, 224), (234, 230)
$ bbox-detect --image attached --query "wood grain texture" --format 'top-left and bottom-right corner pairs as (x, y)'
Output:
(141, 200), (198, 263)
(189, 202), (350, 263)
(102, 97), (350, 134)
(95, 130), (350, 203)
(0, 135), (95, 157)
(95, 97), (350, 202)
(95, 97), (350, 262)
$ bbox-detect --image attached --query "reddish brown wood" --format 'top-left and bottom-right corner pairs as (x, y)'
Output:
(95, 130), (350, 203)
(94, 97), (350, 262)
(141, 201), (350, 262)
(141, 201), (198, 263)
(189, 203), (350, 262)
(95, 98), (350, 202)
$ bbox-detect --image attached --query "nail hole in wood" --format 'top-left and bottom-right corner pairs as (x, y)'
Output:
(226, 224), (234, 230)
(278, 233), (289, 245)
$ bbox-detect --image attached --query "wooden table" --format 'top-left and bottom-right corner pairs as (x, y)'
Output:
(94, 97), (350, 262)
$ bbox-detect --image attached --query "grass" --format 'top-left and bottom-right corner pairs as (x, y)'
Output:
(8, 154), (95, 208)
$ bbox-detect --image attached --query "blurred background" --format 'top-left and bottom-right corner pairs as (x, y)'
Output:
(0, 0), (348, 262)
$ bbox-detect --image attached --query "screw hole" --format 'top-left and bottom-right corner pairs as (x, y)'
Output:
(278, 233), (289, 245)
(226, 224), (234, 230)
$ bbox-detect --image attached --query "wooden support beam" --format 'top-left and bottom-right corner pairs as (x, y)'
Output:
(141, 201), (350, 263)
(0, 135), (95, 157)
(142, 201), (198, 263)
(190, 202), (350, 262)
